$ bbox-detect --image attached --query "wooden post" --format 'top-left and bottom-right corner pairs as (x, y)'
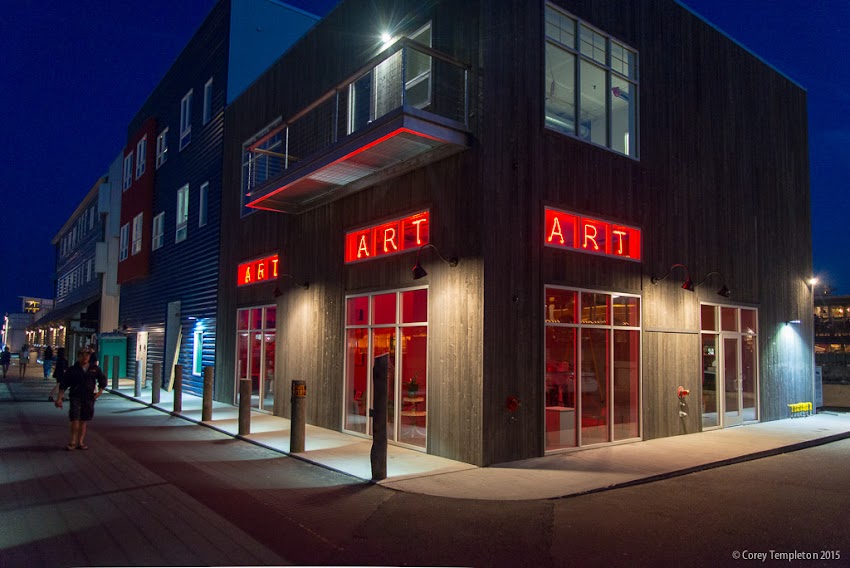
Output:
(290, 380), (306, 453)
(370, 354), (388, 481)
(202, 366), (214, 421)
(172, 364), (182, 414)
(132, 356), (141, 397)
(152, 362), (162, 404)
(111, 356), (120, 391)
(239, 378), (251, 435)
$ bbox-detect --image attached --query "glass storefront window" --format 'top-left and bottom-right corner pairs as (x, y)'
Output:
(721, 307), (738, 331)
(581, 292), (610, 324)
(235, 305), (277, 412)
(344, 288), (428, 449)
(701, 305), (717, 331)
(545, 287), (640, 452)
(546, 289), (577, 323)
(701, 304), (758, 429)
(740, 309), (757, 335)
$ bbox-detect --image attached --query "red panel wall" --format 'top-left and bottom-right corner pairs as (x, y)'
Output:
(117, 117), (157, 284)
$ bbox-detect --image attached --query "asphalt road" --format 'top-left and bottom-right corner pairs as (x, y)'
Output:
(2, 378), (848, 567)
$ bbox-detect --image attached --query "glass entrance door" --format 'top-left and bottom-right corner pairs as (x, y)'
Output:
(723, 335), (743, 427)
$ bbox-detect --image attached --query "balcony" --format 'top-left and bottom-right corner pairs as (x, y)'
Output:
(244, 38), (471, 214)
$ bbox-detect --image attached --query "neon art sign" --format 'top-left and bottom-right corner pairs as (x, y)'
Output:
(345, 211), (429, 263)
(544, 207), (641, 261)
(237, 254), (279, 286)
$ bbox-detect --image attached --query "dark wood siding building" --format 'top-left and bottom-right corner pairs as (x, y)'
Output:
(219, 0), (812, 466)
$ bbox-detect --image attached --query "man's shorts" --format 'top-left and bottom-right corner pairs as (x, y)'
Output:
(68, 397), (95, 422)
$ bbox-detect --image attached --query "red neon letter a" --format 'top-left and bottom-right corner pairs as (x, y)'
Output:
(548, 216), (565, 245)
(357, 235), (370, 259)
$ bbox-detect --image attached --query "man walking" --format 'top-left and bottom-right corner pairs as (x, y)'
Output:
(54, 347), (107, 450)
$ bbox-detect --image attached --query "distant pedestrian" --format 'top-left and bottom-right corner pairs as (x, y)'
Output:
(89, 343), (99, 366)
(54, 347), (107, 450)
(43, 345), (54, 378)
(19, 344), (30, 378)
(48, 347), (69, 402)
(1, 347), (10, 379)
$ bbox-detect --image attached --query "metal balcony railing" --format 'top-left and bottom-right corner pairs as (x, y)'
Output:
(244, 38), (470, 196)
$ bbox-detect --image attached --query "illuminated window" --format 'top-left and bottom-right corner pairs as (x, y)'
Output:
(236, 305), (277, 412)
(203, 78), (213, 125)
(131, 212), (143, 255)
(179, 89), (193, 150)
(544, 287), (640, 451)
(545, 3), (638, 158)
(122, 152), (133, 190)
(156, 127), (169, 168)
(176, 184), (189, 242)
(152, 212), (164, 251)
(119, 223), (129, 261)
(343, 288), (429, 449)
(135, 135), (147, 179)
(199, 182), (208, 227)
(193, 330), (204, 376)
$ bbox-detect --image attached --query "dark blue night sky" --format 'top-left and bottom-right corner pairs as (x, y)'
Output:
(1, 0), (846, 317)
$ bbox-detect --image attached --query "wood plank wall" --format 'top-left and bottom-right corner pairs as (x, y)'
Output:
(218, 0), (811, 466)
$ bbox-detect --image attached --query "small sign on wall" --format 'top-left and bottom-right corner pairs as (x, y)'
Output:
(237, 254), (279, 286)
(544, 207), (641, 261)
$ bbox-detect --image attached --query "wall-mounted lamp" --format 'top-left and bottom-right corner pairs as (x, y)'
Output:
(276, 274), (309, 295)
(412, 244), (458, 280)
(808, 277), (819, 287)
(694, 271), (731, 298)
(650, 263), (694, 291)
(785, 319), (802, 325)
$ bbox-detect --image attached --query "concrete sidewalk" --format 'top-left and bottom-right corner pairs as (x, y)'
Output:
(102, 379), (850, 501)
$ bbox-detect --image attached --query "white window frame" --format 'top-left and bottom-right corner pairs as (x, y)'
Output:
(176, 184), (189, 243)
(203, 78), (213, 125)
(132, 212), (144, 255)
(123, 153), (133, 190)
(119, 223), (129, 261)
(152, 212), (165, 251)
(199, 182), (209, 227)
(156, 127), (169, 168)
(135, 136), (147, 179)
(180, 90), (193, 150)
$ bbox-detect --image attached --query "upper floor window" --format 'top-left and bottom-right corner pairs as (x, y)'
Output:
(152, 212), (165, 251)
(176, 184), (189, 242)
(180, 90), (193, 150)
(131, 212), (144, 255)
(156, 128), (169, 168)
(199, 182), (209, 227)
(119, 223), (129, 261)
(544, 3), (638, 158)
(135, 136), (147, 178)
(203, 78), (213, 125)
(123, 153), (133, 190)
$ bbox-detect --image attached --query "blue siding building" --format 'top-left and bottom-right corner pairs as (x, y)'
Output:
(118, 0), (317, 396)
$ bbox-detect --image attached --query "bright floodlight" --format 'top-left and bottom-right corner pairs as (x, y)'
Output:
(381, 32), (392, 45)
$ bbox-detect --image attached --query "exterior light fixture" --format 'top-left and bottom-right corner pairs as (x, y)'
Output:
(785, 319), (802, 325)
(694, 271), (731, 298)
(411, 244), (458, 280)
(381, 32), (392, 45)
(650, 263), (694, 292)
(277, 274), (309, 291)
(808, 277), (818, 286)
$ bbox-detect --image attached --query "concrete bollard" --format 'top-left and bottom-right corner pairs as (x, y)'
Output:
(202, 366), (214, 421)
(111, 356), (120, 391)
(173, 364), (182, 414)
(134, 360), (142, 397)
(152, 362), (162, 404)
(370, 354), (388, 481)
(239, 378), (251, 435)
(290, 380), (307, 453)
